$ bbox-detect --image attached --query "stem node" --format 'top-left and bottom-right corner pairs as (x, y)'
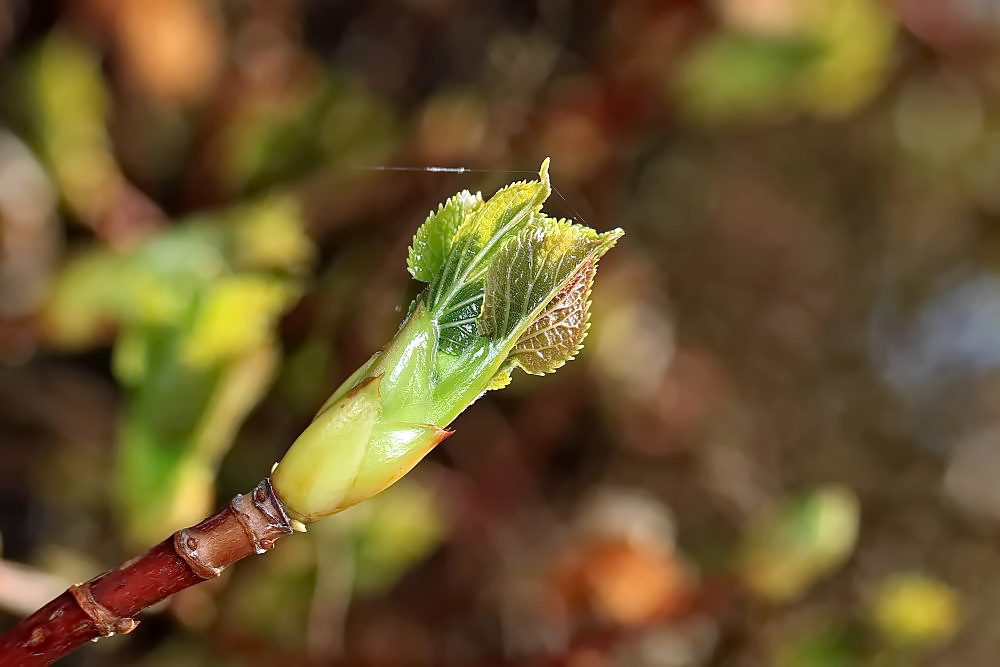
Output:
(67, 584), (138, 637)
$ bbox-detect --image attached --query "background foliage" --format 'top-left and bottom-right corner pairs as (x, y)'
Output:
(0, 1), (997, 665)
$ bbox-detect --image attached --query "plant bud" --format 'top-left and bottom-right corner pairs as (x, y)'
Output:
(272, 160), (623, 521)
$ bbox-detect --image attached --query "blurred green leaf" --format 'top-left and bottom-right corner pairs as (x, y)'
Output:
(26, 32), (122, 223)
(739, 485), (860, 602)
(677, 34), (819, 121)
(677, 0), (895, 121)
(44, 196), (313, 546)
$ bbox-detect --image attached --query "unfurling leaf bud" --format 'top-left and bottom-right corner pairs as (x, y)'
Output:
(272, 160), (623, 521)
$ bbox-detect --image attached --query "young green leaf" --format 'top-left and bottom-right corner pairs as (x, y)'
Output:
(437, 281), (485, 355)
(428, 159), (552, 309)
(510, 257), (596, 375)
(407, 190), (483, 283)
(478, 219), (621, 342)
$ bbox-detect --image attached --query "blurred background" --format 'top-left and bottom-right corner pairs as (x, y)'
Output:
(0, 0), (997, 665)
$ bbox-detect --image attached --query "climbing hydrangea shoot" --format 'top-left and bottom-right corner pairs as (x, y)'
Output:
(271, 160), (623, 521)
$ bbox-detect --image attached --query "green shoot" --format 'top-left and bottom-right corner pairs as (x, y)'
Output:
(271, 159), (623, 521)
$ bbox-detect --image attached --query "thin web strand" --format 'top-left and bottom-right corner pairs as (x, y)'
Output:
(352, 164), (590, 226)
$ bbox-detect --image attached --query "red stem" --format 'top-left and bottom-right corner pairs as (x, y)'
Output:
(0, 479), (294, 666)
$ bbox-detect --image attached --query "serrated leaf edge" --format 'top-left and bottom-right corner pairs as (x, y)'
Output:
(407, 189), (484, 283)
